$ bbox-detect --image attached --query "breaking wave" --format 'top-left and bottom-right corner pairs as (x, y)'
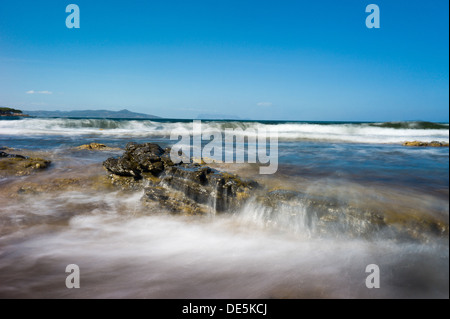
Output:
(0, 118), (448, 144)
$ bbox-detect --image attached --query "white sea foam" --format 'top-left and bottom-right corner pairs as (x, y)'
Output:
(0, 189), (447, 298)
(0, 118), (448, 144)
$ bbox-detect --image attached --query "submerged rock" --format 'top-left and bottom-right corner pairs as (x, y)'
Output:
(257, 189), (386, 238)
(256, 189), (448, 241)
(0, 152), (51, 176)
(13, 174), (116, 195)
(403, 141), (449, 147)
(17, 178), (82, 194)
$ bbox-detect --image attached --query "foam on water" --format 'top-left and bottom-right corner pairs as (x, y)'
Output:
(0, 190), (447, 298)
(1, 118), (448, 144)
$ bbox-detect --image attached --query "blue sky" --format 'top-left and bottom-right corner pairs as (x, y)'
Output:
(0, 0), (448, 121)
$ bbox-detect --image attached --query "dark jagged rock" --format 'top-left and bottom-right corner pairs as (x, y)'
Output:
(103, 142), (258, 213)
(0, 151), (28, 159)
(103, 142), (165, 178)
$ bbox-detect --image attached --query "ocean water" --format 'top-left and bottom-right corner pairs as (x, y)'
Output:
(0, 118), (448, 298)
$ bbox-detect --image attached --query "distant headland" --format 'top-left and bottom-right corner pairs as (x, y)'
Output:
(0, 107), (29, 117)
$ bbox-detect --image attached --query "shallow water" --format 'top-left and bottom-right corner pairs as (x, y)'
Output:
(0, 189), (447, 298)
(0, 118), (448, 298)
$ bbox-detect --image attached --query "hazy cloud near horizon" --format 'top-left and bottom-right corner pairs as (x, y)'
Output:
(26, 90), (52, 95)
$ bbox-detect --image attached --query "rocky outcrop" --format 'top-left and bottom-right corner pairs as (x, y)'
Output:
(255, 189), (448, 241)
(0, 152), (51, 176)
(256, 189), (386, 237)
(76, 143), (121, 151)
(158, 164), (258, 212)
(103, 142), (258, 214)
(103, 142), (168, 178)
(0, 107), (28, 117)
(103, 142), (448, 241)
(403, 141), (449, 147)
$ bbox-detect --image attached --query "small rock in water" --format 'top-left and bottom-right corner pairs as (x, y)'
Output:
(76, 143), (120, 151)
(403, 141), (449, 147)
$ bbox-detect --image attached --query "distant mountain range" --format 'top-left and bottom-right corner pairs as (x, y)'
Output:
(23, 109), (161, 119)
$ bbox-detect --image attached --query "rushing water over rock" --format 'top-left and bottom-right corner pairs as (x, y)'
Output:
(0, 118), (448, 298)
(100, 142), (448, 242)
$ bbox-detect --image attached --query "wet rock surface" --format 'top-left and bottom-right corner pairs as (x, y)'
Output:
(76, 143), (121, 151)
(257, 189), (448, 241)
(103, 142), (258, 214)
(102, 142), (449, 240)
(0, 151), (27, 159)
(0, 151), (51, 177)
(258, 190), (387, 238)
(104, 142), (167, 178)
(403, 141), (449, 147)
